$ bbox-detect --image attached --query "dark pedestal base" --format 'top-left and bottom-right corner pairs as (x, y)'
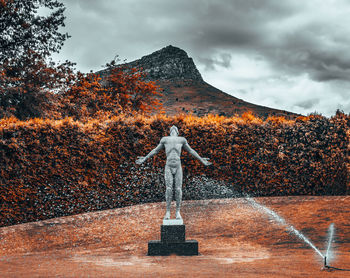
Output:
(148, 224), (198, 256)
(148, 240), (198, 256)
(161, 224), (185, 242)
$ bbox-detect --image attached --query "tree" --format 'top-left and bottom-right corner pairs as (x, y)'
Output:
(102, 60), (163, 114)
(0, 50), (74, 119)
(0, 0), (162, 120)
(63, 61), (163, 120)
(0, 0), (72, 119)
(0, 0), (68, 62)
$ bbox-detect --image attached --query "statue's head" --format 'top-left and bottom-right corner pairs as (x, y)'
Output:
(170, 125), (179, 136)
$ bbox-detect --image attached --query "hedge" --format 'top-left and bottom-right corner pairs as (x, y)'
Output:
(0, 112), (349, 226)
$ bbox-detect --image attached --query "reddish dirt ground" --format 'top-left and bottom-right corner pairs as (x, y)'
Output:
(0, 196), (349, 277)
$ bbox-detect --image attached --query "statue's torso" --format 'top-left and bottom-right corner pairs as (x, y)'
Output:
(163, 136), (185, 167)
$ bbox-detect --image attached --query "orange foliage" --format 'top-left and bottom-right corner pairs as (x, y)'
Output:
(62, 63), (163, 120)
(1, 54), (162, 121)
(0, 111), (349, 227)
(241, 111), (263, 124)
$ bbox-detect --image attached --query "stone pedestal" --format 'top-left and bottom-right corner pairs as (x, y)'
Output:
(148, 220), (198, 256)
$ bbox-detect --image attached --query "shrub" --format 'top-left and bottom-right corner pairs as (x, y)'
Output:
(0, 112), (348, 226)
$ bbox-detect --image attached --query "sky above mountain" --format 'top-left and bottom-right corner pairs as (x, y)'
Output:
(52, 0), (350, 116)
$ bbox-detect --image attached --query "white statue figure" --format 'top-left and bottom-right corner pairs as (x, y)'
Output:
(136, 125), (212, 220)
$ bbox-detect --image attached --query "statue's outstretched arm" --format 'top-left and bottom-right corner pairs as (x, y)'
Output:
(136, 139), (164, 165)
(183, 139), (212, 166)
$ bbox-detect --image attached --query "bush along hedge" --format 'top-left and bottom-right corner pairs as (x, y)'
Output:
(0, 111), (349, 226)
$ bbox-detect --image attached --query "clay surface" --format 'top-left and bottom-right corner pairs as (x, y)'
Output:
(0, 196), (349, 277)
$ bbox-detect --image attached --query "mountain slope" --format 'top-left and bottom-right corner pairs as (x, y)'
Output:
(99, 45), (299, 118)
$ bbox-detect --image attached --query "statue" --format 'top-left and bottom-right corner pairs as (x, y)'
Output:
(136, 125), (212, 220)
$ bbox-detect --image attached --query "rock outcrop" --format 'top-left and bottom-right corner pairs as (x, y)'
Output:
(126, 45), (203, 82)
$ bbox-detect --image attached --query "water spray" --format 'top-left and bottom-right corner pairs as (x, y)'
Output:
(321, 223), (350, 271)
(211, 183), (350, 272)
(322, 223), (334, 269)
(244, 196), (324, 258)
(246, 199), (350, 272)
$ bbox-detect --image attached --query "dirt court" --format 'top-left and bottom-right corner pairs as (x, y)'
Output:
(0, 196), (349, 277)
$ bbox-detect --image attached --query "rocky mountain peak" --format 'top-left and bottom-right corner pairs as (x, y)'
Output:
(126, 45), (203, 82)
(96, 45), (298, 118)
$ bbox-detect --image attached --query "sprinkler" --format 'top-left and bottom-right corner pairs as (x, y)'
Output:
(322, 255), (350, 271)
(324, 256), (328, 268)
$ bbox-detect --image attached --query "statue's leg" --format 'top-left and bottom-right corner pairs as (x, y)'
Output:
(174, 165), (183, 219)
(164, 165), (173, 220)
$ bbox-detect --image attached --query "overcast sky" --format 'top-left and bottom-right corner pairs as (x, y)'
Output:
(52, 0), (350, 116)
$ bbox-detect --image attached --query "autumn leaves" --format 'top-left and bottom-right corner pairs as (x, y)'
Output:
(0, 112), (348, 227)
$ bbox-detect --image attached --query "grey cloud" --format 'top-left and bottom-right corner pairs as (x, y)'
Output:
(198, 53), (232, 70)
(260, 28), (350, 82)
(58, 0), (350, 83)
(184, 1), (350, 84)
(220, 53), (232, 68)
(295, 99), (319, 109)
(58, 0), (299, 71)
(307, 53), (350, 82)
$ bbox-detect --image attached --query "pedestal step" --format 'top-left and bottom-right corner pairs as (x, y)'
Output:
(148, 223), (199, 256)
(148, 240), (198, 256)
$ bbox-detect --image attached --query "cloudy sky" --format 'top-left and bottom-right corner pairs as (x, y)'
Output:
(52, 0), (350, 116)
